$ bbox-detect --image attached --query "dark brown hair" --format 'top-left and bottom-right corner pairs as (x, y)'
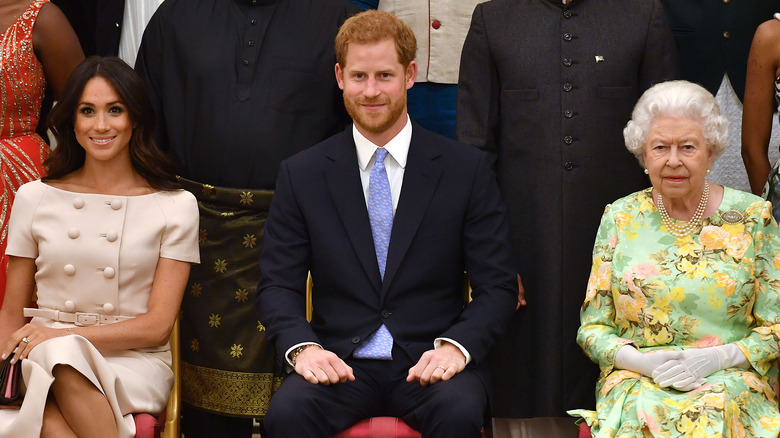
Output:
(335, 10), (417, 69)
(45, 56), (180, 190)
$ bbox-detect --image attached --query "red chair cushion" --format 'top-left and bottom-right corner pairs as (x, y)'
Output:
(132, 409), (166, 438)
(334, 417), (421, 438)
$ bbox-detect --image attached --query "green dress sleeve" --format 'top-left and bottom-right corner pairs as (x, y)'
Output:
(577, 203), (634, 376)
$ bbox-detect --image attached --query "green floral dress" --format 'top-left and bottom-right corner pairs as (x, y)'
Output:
(569, 187), (780, 437)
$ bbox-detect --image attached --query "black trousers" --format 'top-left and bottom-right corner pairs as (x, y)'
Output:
(264, 351), (487, 438)
(181, 405), (255, 438)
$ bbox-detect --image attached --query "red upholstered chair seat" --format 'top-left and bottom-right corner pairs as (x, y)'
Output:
(579, 422), (780, 438)
(133, 409), (166, 438)
(334, 417), (422, 438)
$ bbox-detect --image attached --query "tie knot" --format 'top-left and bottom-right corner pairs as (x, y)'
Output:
(375, 147), (389, 163)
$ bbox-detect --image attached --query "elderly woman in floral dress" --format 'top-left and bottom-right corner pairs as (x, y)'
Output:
(569, 80), (780, 437)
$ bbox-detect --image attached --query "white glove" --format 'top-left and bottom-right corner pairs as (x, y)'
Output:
(614, 345), (682, 378)
(652, 344), (748, 391)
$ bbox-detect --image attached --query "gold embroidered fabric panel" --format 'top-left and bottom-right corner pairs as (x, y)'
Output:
(178, 178), (279, 417)
(181, 362), (282, 416)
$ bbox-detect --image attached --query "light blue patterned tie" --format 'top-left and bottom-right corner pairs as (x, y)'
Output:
(353, 147), (393, 360)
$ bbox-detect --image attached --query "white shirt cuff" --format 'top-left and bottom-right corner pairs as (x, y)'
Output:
(434, 338), (472, 365)
(284, 342), (322, 367)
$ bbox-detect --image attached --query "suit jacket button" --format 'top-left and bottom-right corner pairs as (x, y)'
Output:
(564, 162), (574, 171)
(352, 336), (361, 344)
(381, 310), (390, 318)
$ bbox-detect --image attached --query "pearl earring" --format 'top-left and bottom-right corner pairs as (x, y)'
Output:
(706, 169), (711, 174)
(644, 168), (649, 175)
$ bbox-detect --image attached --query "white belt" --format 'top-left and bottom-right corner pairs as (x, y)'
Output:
(24, 308), (133, 326)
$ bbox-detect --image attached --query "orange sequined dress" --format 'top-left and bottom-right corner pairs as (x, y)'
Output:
(0, 0), (50, 306)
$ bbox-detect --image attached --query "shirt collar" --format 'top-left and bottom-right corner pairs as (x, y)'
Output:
(354, 116), (412, 171)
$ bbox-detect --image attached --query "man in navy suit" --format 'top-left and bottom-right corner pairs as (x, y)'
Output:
(256, 10), (517, 438)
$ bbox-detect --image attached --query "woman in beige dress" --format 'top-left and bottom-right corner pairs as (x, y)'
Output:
(0, 56), (199, 438)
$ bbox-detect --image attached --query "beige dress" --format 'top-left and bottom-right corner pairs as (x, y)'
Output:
(0, 180), (200, 438)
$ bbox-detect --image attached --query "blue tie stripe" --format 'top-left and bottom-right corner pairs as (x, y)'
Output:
(354, 147), (394, 360)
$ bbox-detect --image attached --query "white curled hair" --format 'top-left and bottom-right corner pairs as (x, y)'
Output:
(623, 80), (728, 167)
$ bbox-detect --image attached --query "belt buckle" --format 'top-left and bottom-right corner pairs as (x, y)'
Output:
(74, 312), (100, 326)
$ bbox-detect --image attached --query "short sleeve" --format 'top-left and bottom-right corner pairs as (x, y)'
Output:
(156, 190), (200, 264)
(6, 181), (45, 259)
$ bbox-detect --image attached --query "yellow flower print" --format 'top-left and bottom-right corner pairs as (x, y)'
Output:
(725, 233), (751, 260)
(700, 393), (725, 410)
(707, 295), (722, 309)
(676, 258), (707, 279)
(646, 294), (672, 325)
(699, 225), (728, 250)
(600, 370), (640, 395)
(198, 228), (208, 243)
(209, 313), (221, 328)
(674, 235), (700, 257)
(190, 338), (200, 352)
(257, 321), (265, 332)
(190, 283), (202, 297)
(668, 286), (686, 302)
(762, 201), (773, 220)
(230, 344), (244, 358)
(744, 372), (776, 400)
(712, 272), (736, 297)
(723, 222), (746, 236)
(235, 288), (248, 303)
(645, 326), (673, 346)
(616, 289), (647, 323)
(585, 261), (612, 304)
(615, 212), (633, 231)
(774, 253), (780, 270)
(675, 412), (709, 437)
(761, 416), (780, 431)
(638, 196), (655, 213)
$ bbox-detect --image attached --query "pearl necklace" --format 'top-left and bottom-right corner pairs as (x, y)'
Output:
(656, 181), (709, 238)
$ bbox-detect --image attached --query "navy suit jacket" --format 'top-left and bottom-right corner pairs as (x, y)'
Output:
(256, 122), (517, 370)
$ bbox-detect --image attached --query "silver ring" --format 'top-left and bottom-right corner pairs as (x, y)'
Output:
(21, 337), (29, 344)
(436, 365), (447, 371)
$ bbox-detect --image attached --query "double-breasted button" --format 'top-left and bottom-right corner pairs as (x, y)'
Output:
(68, 228), (80, 239)
(64, 300), (76, 312)
(73, 198), (85, 209)
(722, 30), (731, 39)
(722, 0), (730, 4)
(563, 10), (572, 18)
(563, 58), (572, 67)
(431, 20), (441, 30)
(243, 59), (250, 66)
(381, 310), (391, 319)
(248, 40), (254, 47)
(106, 231), (118, 242)
(250, 19), (257, 25)
(103, 267), (116, 279)
(352, 336), (361, 344)
(563, 33), (573, 42)
(64, 264), (76, 276)
(564, 109), (573, 118)
(564, 162), (574, 171)
(103, 303), (115, 314)
(563, 82), (573, 92)
(109, 199), (123, 210)
(564, 136), (573, 145)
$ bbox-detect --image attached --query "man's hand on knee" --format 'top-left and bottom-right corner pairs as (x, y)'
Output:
(294, 347), (355, 385)
(406, 342), (466, 386)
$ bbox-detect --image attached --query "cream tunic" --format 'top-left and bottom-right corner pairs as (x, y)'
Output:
(0, 180), (199, 438)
